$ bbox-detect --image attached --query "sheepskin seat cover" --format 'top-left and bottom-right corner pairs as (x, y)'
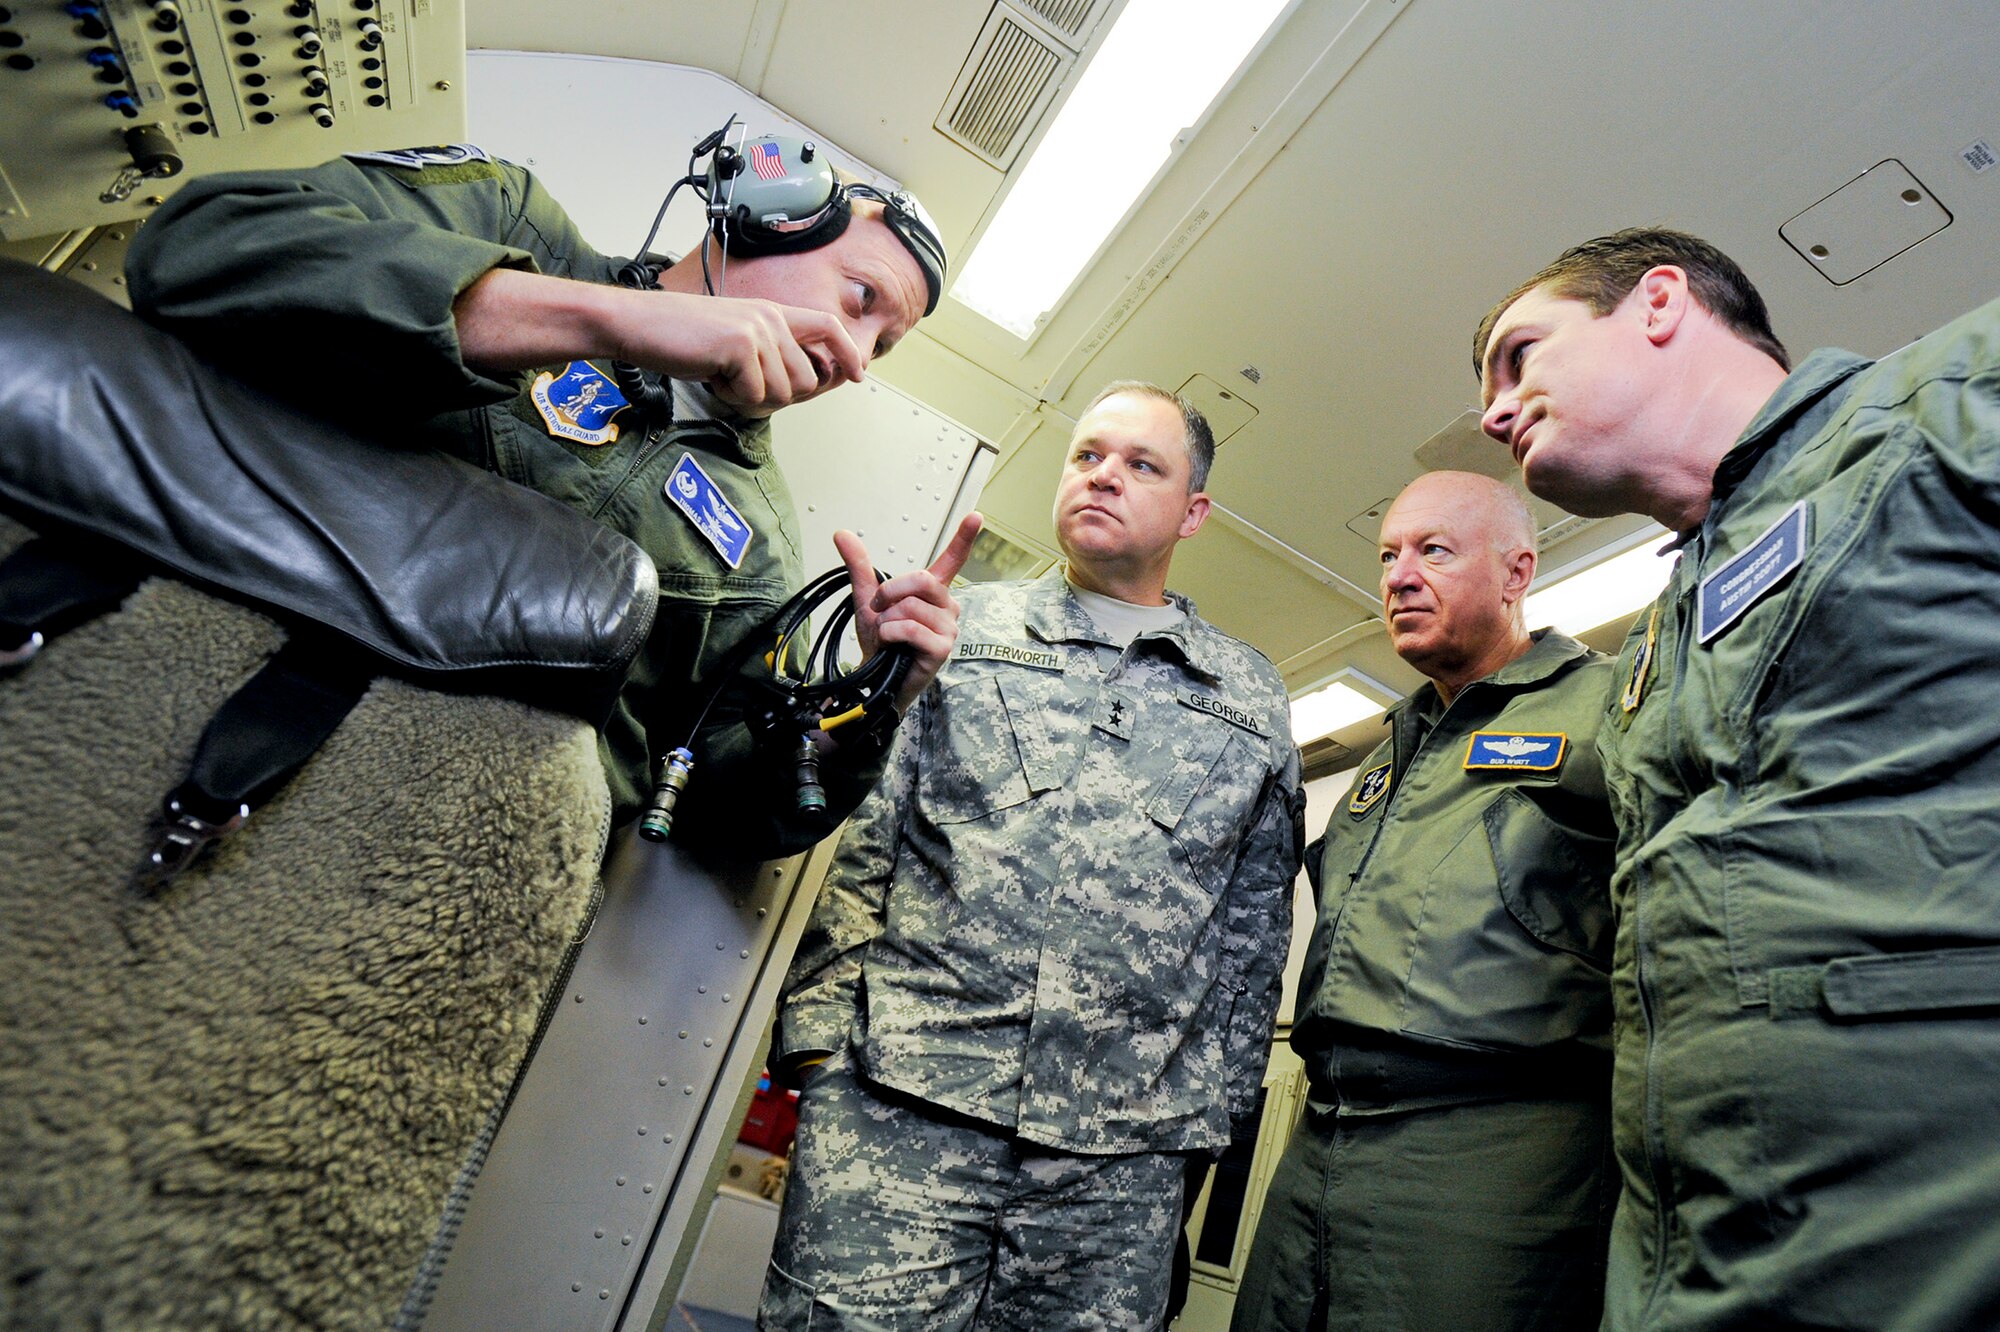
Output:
(0, 518), (609, 1331)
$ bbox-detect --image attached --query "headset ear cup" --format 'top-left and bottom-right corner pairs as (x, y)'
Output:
(715, 194), (854, 261)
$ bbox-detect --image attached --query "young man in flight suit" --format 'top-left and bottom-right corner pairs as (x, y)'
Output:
(763, 382), (1305, 1331)
(122, 138), (976, 854)
(1476, 227), (2000, 1329)
(1233, 470), (1618, 1332)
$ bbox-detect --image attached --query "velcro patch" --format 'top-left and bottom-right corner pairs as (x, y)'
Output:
(1177, 689), (1270, 737)
(1698, 501), (1807, 644)
(1348, 761), (1392, 816)
(345, 143), (493, 170)
(955, 642), (1064, 672)
(1464, 732), (1567, 771)
(664, 453), (753, 569)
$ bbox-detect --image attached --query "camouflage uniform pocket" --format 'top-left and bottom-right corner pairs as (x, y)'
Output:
(918, 674), (1035, 825)
(1149, 726), (1271, 898)
(758, 1260), (818, 1330)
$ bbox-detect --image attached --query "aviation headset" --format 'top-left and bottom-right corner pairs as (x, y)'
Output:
(620, 115), (947, 315)
(618, 118), (946, 843)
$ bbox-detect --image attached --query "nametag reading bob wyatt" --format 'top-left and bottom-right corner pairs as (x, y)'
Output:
(1176, 689), (1270, 737)
(1349, 761), (1392, 816)
(529, 362), (630, 446)
(1697, 501), (1808, 645)
(954, 642), (1064, 672)
(1464, 732), (1567, 771)
(664, 452), (753, 570)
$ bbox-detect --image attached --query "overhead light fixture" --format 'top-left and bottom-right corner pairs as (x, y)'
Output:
(1290, 669), (1398, 746)
(950, 0), (1294, 337)
(1524, 528), (1677, 637)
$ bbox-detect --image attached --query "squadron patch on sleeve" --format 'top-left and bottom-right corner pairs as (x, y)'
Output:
(529, 361), (630, 446)
(1697, 500), (1808, 644)
(664, 452), (753, 569)
(344, 144), (494, 170)
(1348, 761), (1392, 816)
(1464, 732), (1568, 771)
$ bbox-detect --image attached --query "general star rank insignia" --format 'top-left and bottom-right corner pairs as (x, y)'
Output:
(1348, 761), (1392, 816)
(1094, 691), (1134, 740)
(529, 361), (630, 446)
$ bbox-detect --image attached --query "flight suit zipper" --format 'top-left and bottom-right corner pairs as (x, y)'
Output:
(1637, 555), (1700, 1320)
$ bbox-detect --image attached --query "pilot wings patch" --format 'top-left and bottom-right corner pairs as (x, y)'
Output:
(664, 452), (753, 569)
(1464, 731), (1568, 772)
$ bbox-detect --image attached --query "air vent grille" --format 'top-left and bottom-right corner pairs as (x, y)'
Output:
(938, 12), (1067, 168)
(1015, 0), (1096, 42)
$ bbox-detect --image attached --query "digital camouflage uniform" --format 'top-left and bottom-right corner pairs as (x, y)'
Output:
(124, 149), (889, 848)
(1598, 295), (2000, 1329)
(1234, 629), (1618, 1332)
(766, 569), (1305, 1331)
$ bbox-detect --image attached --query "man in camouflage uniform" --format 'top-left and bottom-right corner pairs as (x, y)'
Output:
(1476, 228), (2000, 1328)
(1233, 471), (1617, 1332)
(123, 139), (974, 853)
(764, 382), (1305, 1330)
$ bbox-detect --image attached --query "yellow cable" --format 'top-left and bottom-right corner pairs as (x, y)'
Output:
(819, 703), (866, 732)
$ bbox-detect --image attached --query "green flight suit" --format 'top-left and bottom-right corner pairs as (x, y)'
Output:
(1599, 295), (2000, 1328)
(1235, 629), (1618, 1332)
(123, 150), (888, 851)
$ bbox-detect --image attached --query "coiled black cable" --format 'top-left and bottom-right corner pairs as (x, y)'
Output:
(638, 563), (910, 842)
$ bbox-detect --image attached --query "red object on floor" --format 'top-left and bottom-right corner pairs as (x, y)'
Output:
(737, 1072), (800, 1155)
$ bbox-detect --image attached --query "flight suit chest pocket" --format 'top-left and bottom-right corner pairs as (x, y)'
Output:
(1483, 787), (1614, 965)
(917, 673), (1049, 824)
(1148, 726), (1272, 897)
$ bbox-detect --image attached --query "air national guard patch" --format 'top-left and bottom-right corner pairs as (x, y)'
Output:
(1464, 732), (1567, 771)
(664, 452), (753, 569)
(1697, 500), (1808, 644)
(530, 362), (630, 446)
(1349, 761), (1392, 816)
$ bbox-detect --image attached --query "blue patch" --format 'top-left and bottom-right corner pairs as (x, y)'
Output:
(529, 361), (630, 446)
(1464, 732), (1567, 770)
(664, 453), (753, 569)
(1698, 501), (1808, 645)
(1348, 761), (1392, 816)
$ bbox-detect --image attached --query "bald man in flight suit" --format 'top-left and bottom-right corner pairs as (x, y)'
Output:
(1235, 471), (1618, 1332)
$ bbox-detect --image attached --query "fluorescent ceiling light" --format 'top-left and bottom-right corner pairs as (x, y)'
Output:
(950, 0), (1293, 337)
(1525, 529), (1677, 637)
(1291, 675), (1394, 745)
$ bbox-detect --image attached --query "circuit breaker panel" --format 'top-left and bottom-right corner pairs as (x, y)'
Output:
(0, 0), (464, 240)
